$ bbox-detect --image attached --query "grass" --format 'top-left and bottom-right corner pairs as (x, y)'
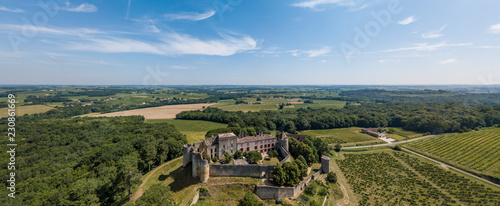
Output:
(213, 98), (346, 112)
(402, 127), (500, 180)
(387, 127), (423, 139)
(0, 105), (54, 118)
(147, 119), (227, 132)
(146, 119), (228, 143)
(262, 157), (280, 165)
(299, 127), (382, 145)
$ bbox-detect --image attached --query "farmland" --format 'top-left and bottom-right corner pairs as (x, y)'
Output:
(299, 127), (382, 145)
(146, 119), (227, 143)
(403, 127), (500, 180)
(213, 98), (345, 112)
(88, 103), (215, 119)
(337, 151), (500, 205)
(0, 105), (54, 118)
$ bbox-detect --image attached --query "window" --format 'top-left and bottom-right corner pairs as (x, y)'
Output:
(223, 145), (225, 149)
(272, 143), (274, 147)
(247, 143), (249, 146)
(247, 147), (249, 152)
(260, 145), (263, 148)
(260, 150), (263, 153)
(240, 148), (243, 151)
(261, 141), (263, 144)
(268, 144), (270, 148)
(255, 146), (257, 150)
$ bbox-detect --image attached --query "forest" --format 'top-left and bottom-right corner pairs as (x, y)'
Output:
(0, 116), (186, 206)
(177, 102), (500, 134)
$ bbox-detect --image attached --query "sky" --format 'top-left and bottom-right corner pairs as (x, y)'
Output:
(0, 0), (499, 85)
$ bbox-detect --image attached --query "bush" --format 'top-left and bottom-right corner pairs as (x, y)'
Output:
(334, 144), (342, 152)
(136, 183), (174, 206)
(304, 183), (317, 195)
(268, 149), (279, 158)
(212, 156), (219, 163)
(224, 152), (233, 163)
(318, 187), (329, 196)
(393, 144), (401, 151)
(327, 172), (337, 183)
(245, 151), (262, 164)
(238, 192), (263, 206)
(234, 150), (243, 159)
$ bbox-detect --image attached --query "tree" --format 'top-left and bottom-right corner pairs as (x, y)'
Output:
(295, 159), (308, 177)
(334, 144), (342, 152)
(135, 183), (174, 206)
(238, 192), (263, 206)
(245, 151), (262, 164)
(272, 164), (286, 186)
(234, 150), (243, 159)
(327, 172), (337, 183)
(393, 144), (401, 151)
(268, 149), (279, 158)
(224, 152), (233, 163)
(282, 162), (301, 186)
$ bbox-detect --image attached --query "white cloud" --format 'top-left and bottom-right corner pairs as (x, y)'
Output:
(0, 6), (24, 13)
(439, 59), (457, 64)
(305, 47), (332, 57)
(422, 24), (447, 38)
(378, 42), (471, 53)
(398, 16), (416, 25)
(0, 24), (104, 36)
(489, 23), (500, 34)
(62, 2), (98, 13)
(164, 10), (215, 21)
(292, 0), (355, 11)
(286, 47), (332, 58)
(67, 32), (257, 56)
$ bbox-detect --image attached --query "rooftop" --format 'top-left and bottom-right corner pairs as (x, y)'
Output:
(237, 134), (276, 143)
(217, 132), (238, 139)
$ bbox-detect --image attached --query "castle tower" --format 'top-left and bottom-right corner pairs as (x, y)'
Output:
(279, 132), (289, 152)
(321, 156), (330, 173)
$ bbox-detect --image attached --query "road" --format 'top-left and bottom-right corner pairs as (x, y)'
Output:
(401, 148), (500, 188)
(342, 134), (436, 149)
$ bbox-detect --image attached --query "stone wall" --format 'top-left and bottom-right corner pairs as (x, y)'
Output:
(278, 146), (291, 164)
(210, 164), (275, 178)
(255, 168), (323, 199)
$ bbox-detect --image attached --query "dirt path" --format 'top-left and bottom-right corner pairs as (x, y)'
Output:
(130, 157), (183, 203)
(330, 160), (357, 206)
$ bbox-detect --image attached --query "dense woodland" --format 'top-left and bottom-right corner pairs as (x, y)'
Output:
(0, 116), (186, 205)
(177, 102), (500, 134)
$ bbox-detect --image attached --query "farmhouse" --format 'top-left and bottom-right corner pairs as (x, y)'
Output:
(362, 128), (386, 138)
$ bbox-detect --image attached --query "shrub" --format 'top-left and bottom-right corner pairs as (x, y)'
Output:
(245, 151), (262, 164)
(234, 150), (244, 159)
(334, 144), (342, 152)
(318, 187), (329, 196)
(304, 183), (317, 195)
(393, 144), (401, 151)
(327, 172), (337, 183)
(268, 149), (279, 158)
(224, 152), (233, 163)
(238, 192), (263, 206)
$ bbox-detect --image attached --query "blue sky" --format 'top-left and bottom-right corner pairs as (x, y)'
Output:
(0, 0), (499, 85)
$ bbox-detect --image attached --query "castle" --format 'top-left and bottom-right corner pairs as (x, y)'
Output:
(182, 132), (331, 200)
(183, 132), (289, 182)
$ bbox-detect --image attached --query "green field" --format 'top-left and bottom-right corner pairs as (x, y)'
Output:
(213, 98), (345, 112)
(299, 127), (382, 145)
(338, 151), (500, 205)
(403, 127), (500, 180)
(146, 119), (227, 143)
(0, 105), (54, 118)
(387, 127), (423, 140)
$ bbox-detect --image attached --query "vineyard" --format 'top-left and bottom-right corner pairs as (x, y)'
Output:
(338, 152), (453, 205)
(338, 152), (500, 205)
(394, 152), (500, 205)
(403, 127), (500, 180)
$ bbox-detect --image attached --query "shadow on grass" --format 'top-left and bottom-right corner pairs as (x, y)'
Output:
(158, 163), (199, 192)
